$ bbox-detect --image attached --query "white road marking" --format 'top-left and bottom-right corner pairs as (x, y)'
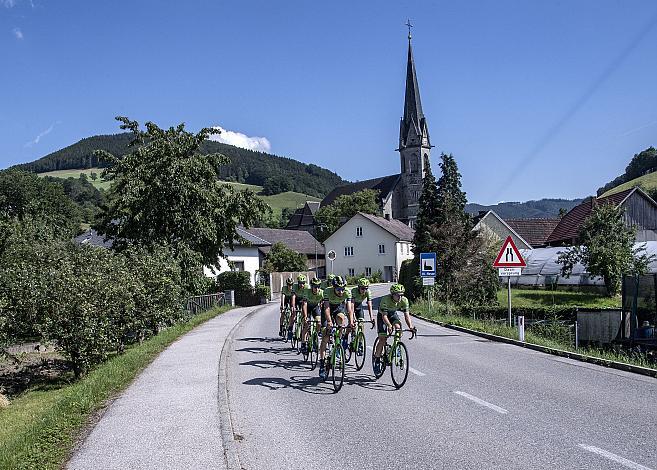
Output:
(454, 391), (508, 414)
(578, 445), (654, 470)
(366, 345), (425, 376)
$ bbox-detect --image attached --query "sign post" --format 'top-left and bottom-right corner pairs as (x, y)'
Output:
(327, 250), (336, 274)
(493, 236), (526, 327)
(420, 252), (437, 312)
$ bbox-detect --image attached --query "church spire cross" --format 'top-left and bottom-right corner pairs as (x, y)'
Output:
(405, 19), (413, 40)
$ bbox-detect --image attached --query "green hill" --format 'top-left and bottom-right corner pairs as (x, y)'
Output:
(600, 171), (657, 198)
(14, 133), (346, 199)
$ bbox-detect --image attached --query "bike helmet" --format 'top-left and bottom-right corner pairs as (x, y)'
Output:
(327, 273), (336, 282)
(357, 278), (370, 288)
(333, 275), (347, 288)
(297, 274), (307, 283)
(390, 283), (405, 295)
(310, 278), (322, 288)
(286, 278), (294, 286)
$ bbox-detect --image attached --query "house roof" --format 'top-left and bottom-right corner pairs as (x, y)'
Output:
(356, 212), (415, 241)
(320, 174), (400, 207)
(285, 201), (321, 229)
(472, 210), (532, 249)
(235, 227), (271, 246)
(504, 218), (560, 247)
(545, 188), (640, 244)
(241, 227), (324, 255)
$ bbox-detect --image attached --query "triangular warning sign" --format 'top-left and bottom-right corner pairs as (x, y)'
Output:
(493, 236), (526, 268)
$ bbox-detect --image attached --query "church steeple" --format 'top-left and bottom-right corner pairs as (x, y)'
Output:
(399, 23), (430, 150)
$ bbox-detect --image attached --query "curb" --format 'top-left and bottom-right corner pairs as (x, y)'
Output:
(412, 313), (657, 379)
(217, 303), (272, 470)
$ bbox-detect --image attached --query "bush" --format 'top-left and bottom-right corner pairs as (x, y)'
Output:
(370, 270), (384, 283)
(398, 259), (422, 300)
(255, 285), (271, 302)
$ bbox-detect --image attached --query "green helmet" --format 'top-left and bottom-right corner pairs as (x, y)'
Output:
(390, 283), (405, 295)
(327, 273), (336, 281)
(357, 278), (370, 288)
(297, 274), (307, 283)
(333, 275), (347, 288)
(286, 278), (294, 286)
(310, 278), (321, 288)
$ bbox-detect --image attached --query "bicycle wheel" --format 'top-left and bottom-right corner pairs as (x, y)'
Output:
(354, 332), (366, 371)
(371, 337), (386, 379)
(343, 332), (352, 364)
(331, 344), (345, 392)
(390, 341), (409, 389)
(309, 332), (318, 369)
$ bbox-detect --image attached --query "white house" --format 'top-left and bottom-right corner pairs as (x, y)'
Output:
(323, 212), (415, 282)
(203, 227), (270, 286)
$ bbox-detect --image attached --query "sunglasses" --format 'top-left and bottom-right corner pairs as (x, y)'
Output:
(335, 287), (345, 292)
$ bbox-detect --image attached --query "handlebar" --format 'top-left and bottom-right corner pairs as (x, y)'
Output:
(386, 328), (417, 340)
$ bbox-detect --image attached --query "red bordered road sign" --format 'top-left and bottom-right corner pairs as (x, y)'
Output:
(493, 236), (526, 268)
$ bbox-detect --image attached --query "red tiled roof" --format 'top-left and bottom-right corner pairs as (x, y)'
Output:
(504, 218), (560, 247)
(545, 188), (635, 244)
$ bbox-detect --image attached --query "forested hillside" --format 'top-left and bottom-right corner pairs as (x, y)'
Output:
(597, 146), (657, 196)
(465, 198), (582, 219)
(13, 133), (346, 198)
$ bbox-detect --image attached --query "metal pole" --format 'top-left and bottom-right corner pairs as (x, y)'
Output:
(507, 276), (512, 327)
(314, 242), (318, 277)
(574, 321), (579, 350)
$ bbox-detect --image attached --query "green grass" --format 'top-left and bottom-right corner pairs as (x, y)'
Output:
(497, 288), (621, 309)
(0, 306), (231, 469)
(37, 170), (320, 220)
(600, 171), (657, 198)
(413, 301), (656, 372)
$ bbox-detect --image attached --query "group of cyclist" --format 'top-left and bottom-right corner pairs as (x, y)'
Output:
(279, 273), (416, 379)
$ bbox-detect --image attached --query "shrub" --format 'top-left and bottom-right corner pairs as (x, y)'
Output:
(255, 285), (271, 302)
(370, 270), (384, 283)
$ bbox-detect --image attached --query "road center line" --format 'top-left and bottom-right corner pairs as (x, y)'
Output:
(454, 391), (508, 414)
(366, 345), (425, 376)
(578, 444), (654, 470)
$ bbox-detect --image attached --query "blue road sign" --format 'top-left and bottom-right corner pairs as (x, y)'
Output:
(420, 252), (437, 277)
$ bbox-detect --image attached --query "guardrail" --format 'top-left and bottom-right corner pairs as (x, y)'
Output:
(185, 293), (226, 315)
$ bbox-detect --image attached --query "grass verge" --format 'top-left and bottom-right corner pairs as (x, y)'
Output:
(497, 288), (620, 309)
(413, 301), (656, 371)
(0, 305), (231, 469)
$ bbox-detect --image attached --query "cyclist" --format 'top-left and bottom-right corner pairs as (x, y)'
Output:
(321, 273), (336, 290)
(299, 277), (324, 354)
(351, 278), (375, 325)
(279, 277), (295, 337)
(289, 274), (307, 340)
(318, 275), (354, 380)
(373, 283), (416, 376)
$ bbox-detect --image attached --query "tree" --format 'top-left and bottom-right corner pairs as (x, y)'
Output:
(314, 189), (381, 242)
(262, 242), (307, 273)
(90, 172), (98, 181)
(261, 175), (292, 195)
(95, 117), (269, 293)
(558, 204), (653, 296)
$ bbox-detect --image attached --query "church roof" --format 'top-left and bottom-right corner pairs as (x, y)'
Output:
(399, 37), (430, 149)
(320, 174), (400, 207)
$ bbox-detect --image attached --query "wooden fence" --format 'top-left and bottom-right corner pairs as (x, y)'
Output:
(185, 293), (226, 315)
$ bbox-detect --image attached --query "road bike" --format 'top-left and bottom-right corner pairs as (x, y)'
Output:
(280, 306), (291, 343)
(372, 327), (416, 389)
(303, 318), (321, 370)
(290, 307), (303, 351)
(323, 325), (348, 392)
(344, 318), (375, 371)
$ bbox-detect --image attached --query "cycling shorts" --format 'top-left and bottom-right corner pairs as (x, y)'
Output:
(282, 296), (292, 308)
(377, 310), (402, 335)
(305, 303), (322, 319)
(322, 303), (347, 328)
(353, 306), (365, 321)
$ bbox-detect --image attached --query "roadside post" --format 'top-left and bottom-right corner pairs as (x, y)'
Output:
(493, 236), (526, 327)
(518, 315), (525, 342)
(420, 252), (437, 313)
(327, 250), (336, 274)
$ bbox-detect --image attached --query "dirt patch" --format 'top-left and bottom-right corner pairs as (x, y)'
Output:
(0, 393), (9, 408)
(0, 351), (73, 398)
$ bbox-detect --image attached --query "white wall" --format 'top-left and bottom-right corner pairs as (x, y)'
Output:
(203, 245), (261, 286)
(324, 214), (412, 281)
(395, 241), (414, 276)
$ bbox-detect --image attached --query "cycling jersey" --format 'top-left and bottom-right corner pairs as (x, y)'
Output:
(350, 287), (372, 306)
(378, 294), (409, 314)
(281, 285), (294, 306)
(292, 284), (305, 296)
(301, 287), (324, 307)
(323, 287), (352, 308)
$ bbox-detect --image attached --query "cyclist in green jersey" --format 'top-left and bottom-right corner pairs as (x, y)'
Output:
(373, 283), (416, 375)
(289, 274), (307, 340)
(321, 273), (336, 290)
(319, 275), (354, 379)
(351, 278), (375, 324)
(299, 277), (324, 354)
(279, 278), (295, 337)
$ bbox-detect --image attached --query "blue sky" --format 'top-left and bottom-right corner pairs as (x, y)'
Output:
(2, 0), (656, 204)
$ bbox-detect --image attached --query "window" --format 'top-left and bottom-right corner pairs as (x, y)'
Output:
(344, 246), (354, 257)
(378, 244), (385, 254)
(365, 267), (372, 277)
(348, 268), (355, 277)
(232, 261), (245, 271)
(356, 226), (363, 237)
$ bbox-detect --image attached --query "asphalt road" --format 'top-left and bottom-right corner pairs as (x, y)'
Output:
(227, 284), (657, 470)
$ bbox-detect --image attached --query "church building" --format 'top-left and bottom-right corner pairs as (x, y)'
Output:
(319, 30), (432, 229)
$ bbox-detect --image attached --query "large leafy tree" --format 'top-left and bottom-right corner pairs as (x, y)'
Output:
(314, 189), (381, 242)
(558, 204), (653, 296)
(96, 117), (269, 292)
(262, 242), (308, 273)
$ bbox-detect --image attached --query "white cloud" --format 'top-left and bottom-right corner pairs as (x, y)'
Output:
(24, 123), (56, 147)
(208, 126), (271, 153)
(13, 27), (23, 39)
(3, 0), (17, 7)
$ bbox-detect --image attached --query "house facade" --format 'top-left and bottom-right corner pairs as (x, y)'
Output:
(204, 227), (270, 286)
(323, 212), (414, 282)
(472, 211), (532, 250)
